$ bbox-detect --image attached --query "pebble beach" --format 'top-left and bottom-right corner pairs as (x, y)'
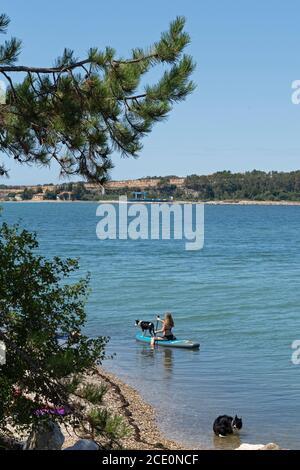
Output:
(62, 366), (189, 450)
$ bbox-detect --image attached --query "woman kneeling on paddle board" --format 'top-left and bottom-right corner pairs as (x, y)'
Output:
(150, 313), (175, 346)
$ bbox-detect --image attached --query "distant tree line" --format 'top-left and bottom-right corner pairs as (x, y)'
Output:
(184, 170), (300, 201)
(43, 182), (91, 201)
(114, 171), (300, 201)
(14, 183), (98, 201)
(3, 170), (300, 202)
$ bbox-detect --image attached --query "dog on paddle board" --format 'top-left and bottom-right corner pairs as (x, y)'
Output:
(135, 320), (155, 337)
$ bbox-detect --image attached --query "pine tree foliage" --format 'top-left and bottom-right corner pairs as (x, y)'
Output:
(0, 14), (195, 182)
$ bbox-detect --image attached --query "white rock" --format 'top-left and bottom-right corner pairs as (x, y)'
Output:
(25, 421), (64, 450)
(260, 442), (281, 450)
(236, 443), (265, 450)
(236, 442), (281, 451)
(64, 439), (99, 450)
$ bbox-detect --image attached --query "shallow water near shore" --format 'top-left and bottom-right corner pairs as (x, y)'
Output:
(2, 202), (300, 449)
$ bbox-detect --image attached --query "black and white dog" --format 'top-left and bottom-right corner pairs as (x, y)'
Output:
(135, 320), (155, 337)
(213, 415), (243, 437)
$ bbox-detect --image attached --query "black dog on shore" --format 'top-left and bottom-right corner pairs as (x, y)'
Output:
(135, 320), (155, 337)
(213, 415), (243, 437)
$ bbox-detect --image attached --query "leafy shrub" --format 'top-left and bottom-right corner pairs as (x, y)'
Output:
(87, 408), (130, 440)
(80, 383), (108, 404)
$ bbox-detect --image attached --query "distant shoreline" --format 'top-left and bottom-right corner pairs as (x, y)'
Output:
(2, 199), (300, 206)
(205, 200), (300, 206)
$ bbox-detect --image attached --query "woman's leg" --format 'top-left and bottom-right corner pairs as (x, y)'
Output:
(150, 336), (164, 346)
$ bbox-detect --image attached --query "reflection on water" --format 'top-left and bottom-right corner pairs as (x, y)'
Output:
(213, 433), (241, 450)
(162, 349), (173, 377)
(135, 344), (174, 379)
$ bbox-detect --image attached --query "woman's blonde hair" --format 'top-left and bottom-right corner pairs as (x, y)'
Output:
(164, 312), (174, 328)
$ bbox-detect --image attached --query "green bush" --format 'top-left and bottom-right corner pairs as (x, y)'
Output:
(0, 223), (108, 434)
(87, 408), (130, 439)
(80, 383), (108, 404)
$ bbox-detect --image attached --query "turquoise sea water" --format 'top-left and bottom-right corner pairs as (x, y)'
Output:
(1, 202), (300, 449)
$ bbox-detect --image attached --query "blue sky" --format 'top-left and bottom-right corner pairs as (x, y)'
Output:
(1, 0), (300, 184)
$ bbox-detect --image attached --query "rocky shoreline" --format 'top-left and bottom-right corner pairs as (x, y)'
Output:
(2, 365), (283, 450)
(62, 367), (283, 451)
(61, 366), (188, 450)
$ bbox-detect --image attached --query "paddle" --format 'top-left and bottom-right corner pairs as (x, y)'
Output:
(155, 315), (160, 335)
(153, 315), (160, 346)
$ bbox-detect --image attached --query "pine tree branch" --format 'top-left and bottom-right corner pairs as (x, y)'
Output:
(0, 15), (195, 182)
(125, 94), (147, 100)
(0, 59), (91, 73)
(113, 53), (159, 65)
(0, 70), (16, 99)
(0, 52), (159, 74)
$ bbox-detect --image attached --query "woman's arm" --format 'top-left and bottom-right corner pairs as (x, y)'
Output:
(155, 318), (165, 334)
(156, 323), (167, 335)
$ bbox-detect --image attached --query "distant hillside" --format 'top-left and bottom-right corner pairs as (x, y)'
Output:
(1, 171), (300, 201)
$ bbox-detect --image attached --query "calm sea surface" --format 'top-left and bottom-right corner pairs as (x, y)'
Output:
(1, 202), (300, 449)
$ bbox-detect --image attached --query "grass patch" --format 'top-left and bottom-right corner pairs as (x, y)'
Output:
(87, 408), (131, 439)
(63, 374), (82, 394)
(80, 383), (108, 404)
